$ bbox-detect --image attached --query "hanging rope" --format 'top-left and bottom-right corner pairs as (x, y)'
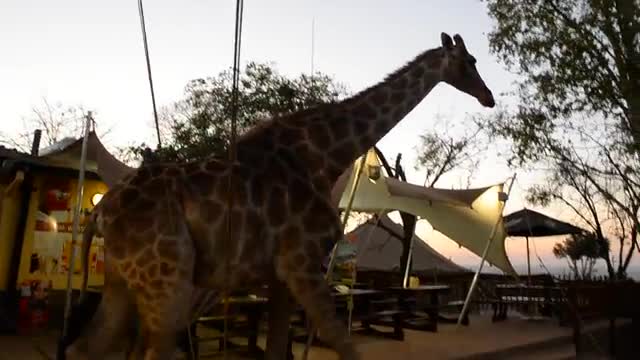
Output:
(223, 0), (244, 358)
(137, 0), (162, 149)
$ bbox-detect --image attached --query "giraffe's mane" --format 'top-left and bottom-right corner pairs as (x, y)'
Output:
(238, 46), (444, 144)
(340, 46), (444, 106)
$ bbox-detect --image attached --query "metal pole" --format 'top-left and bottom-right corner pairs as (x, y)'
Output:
(402, 226), (416, 288)
(59, 112), (92, 357)
(526, 236), (531, 286)
(137, 0), (162, 149)
(456, 173), (517, 327)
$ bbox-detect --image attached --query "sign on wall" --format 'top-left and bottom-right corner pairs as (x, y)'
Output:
(28, 176), (104, 279)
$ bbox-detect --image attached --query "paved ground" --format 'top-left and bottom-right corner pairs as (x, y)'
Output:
(0, 314), (635, 359)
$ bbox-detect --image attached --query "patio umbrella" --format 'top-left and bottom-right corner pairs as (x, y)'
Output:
(503, 208), (586, 284)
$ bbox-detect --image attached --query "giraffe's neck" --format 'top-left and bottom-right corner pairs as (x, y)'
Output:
(317, 47), (444, 183)
(236, 47), (444, 194)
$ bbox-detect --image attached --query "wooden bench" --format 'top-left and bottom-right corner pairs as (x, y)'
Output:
(359, 309), (405, 340)
(437, 300), (470, 326)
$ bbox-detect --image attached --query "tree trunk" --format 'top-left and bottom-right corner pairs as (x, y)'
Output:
(399, 212), (417, 277)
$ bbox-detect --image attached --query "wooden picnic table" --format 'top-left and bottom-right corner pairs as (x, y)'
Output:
(188, 294), (269, 359)
(493, 283), (565, 322)
(84, 286), (271, 358)
(385, 285), (451, 332)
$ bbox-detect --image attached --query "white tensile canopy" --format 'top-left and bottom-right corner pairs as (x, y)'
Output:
(331, 148), (516, 276)
(39, 131), (135, 187)
(41, 131), (514, 276)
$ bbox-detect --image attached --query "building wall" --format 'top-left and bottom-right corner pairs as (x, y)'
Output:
(0, 184), (23, 291)
(16, 174), (108, 290)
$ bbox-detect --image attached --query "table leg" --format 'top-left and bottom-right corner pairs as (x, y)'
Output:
(265, 280), (292, 360)
(247, 306), (261, 354)
(428, 292), (439, 332)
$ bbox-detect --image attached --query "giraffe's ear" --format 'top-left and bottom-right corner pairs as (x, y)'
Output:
(453, 34), (467, 51)
(441, 32), (454, 50)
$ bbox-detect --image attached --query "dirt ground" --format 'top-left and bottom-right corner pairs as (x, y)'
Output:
(0, 314), (636, 359)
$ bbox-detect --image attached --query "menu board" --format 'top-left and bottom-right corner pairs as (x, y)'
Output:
(329, 233), (359, 285)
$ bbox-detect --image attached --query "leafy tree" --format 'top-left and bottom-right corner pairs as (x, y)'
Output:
(480, 0), (640, 279)
(415, 113), (488, 188)
(553, 232), (610, 280)
(0, 97), (94, 153)
(484, 0), (640, 155)
(127, 61), (347, 162)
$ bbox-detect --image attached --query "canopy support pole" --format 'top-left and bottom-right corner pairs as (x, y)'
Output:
(402, 224), (416, 288)
(456, 173), (516, 328)
(57, 112), (92, 360)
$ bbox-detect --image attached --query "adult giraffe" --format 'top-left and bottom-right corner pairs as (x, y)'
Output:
(66, 33), (495, 360)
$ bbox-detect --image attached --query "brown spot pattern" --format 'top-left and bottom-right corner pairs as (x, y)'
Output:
(156, 240), (179, 260)
(328, 117), (351, 140)
(308, 123), (332, 149)
(119, 188), (139, 205)
(147, 263), (158, 278)
(160, 262), (176, 277)
(281, 226), (302, 252)
(267, 186), (287, 227)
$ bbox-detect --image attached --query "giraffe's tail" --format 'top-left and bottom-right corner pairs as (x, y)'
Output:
(78, 210), (98, 305)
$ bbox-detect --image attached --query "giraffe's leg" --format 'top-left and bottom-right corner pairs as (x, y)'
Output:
(137, 288), (194, 360)
(133, 286), (189, 360)
(277, 234), (359, 360)
(126, 325), (147, 360)
(65, 283), (135, 360)
(135, 239), (195, 360)
(265, 278), (292, 360)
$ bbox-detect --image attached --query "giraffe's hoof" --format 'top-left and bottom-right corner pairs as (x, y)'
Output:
(64, 343), (90, 360)
(338, 343), (361, 360)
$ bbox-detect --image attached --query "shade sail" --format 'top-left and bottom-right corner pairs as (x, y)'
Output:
(39, 131), (135, 187)
(504, 208), (586, 237)
(346, 215), (469, 274)
(332, 149), (516, 275)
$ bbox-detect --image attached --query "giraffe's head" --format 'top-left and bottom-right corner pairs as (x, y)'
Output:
(439, 32), (495, 108)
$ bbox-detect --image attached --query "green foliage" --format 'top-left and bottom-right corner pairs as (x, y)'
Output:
(553, 232), (610, 279)
(0, 97), (91, 153)
(481, 0), (640, 279)
(127, 62), (347, 163)
(484, 0), (640, 158)
(414, 114), (488, 188)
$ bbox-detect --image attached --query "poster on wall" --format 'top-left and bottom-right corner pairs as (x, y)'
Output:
(29, 176), (104, 281)
(327, 233), (359, 285)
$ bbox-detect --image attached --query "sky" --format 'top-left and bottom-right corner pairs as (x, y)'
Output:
(1, 0), (637, 277)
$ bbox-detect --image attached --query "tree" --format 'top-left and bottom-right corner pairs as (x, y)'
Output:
(415, 113), (488, 188)
(481, 108), (639, 279)
(484, 0), (640, 154)
(126, 61), (347, 162)
(553, 232), (610, 280)
(0, 97), (92, 153)
(481, 0), (640, 280)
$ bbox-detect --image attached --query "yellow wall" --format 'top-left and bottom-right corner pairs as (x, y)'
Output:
(16, 175), (108, 290)
(0, 184), (23, 291)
